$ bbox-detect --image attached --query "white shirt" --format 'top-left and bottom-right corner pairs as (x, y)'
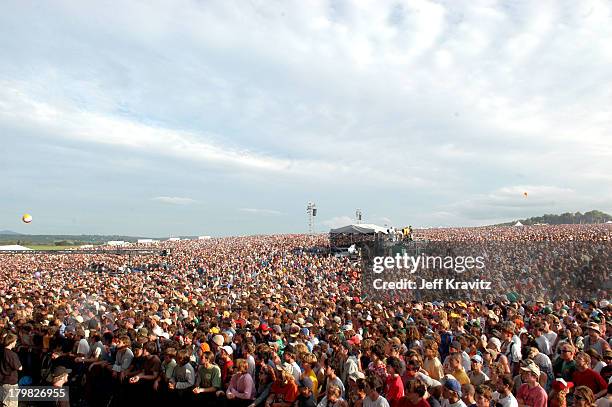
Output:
(76, 338), (90, 356)
(535, 335), (552, 356)
(363, 395), (390, 407)
(543, 331), (558, 349)
(493, 391), (519, 407)
(441, 399), (467, 407)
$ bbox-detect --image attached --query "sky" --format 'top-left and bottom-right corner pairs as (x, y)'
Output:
(1, 0), (611, 237)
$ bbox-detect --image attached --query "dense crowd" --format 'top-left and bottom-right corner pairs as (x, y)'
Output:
(0, 225), (611, 407)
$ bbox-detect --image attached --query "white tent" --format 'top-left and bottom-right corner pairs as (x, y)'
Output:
(514, 221), (523, 226)
(0, 245), (32, 251)
(330, 224), (388, 234)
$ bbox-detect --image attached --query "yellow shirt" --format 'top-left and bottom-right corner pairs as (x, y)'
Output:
(304, 370), (319, 398)
(424, 357), (444, 380)
(453, 369), (470, 385)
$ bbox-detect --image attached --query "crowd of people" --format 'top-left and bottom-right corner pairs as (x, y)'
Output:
(0, 225), (610, 407)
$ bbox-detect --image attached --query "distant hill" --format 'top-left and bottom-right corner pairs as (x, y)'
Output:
(0, 233), (153, 246)
(0, 232), (199, 246)
(497, 210), (612, 226)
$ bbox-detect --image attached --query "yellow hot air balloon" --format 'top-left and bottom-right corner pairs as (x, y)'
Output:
(22, 214), (33, 223)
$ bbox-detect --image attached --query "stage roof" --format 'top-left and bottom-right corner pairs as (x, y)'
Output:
(329, 224), (388, 235)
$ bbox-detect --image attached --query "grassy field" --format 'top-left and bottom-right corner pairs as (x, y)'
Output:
(25, 245), (81, 250)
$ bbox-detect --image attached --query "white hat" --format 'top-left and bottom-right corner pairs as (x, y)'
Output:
(221, 345), (233, 355)
(489, 337), (502, 351)
(212, 334), (224, 346)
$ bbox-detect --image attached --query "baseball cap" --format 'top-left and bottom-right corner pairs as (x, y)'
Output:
(298, 376), (314, 390)
(349, 371), (366, 381)
(221, 345), (233, 355)
(443, 378), (462, 396)
(552, 378), (574, 391)
(471, 355), (483, 364)
(520, 361), (540, 377)
(212, 334), (224, 347)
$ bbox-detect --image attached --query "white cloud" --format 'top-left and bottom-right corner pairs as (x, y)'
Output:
(1, 1), (612, 234)
(152, 196), (197, 205)
(239, 208), (283, 215)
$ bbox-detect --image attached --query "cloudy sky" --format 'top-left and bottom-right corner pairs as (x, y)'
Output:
(1, 0), (611, 236)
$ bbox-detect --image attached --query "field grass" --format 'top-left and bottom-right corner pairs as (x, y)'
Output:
(26, 245), (81, 250)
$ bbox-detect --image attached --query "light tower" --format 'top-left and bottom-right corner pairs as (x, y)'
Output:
(306, 202), (317, 234)
(355, 209), (362, 224)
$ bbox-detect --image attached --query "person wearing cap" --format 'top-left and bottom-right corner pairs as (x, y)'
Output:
(282, 348), (302, 383)
(524, 348), (552, 390)
(219, 345), (236, 387)
(572, 351), (607, 399)
(548, 378), (574, 407)
(266, 362), (298, 407)
(193, 351), (222, 403)
(468, 355), (489, 386)
(442, 377), (466, 407)
(517, 361), (547, 407)
(487, 337), (511, 375)
(493, 374), (518, 407)
(294, 376), (317, 407)
(583, 323), (610, 357)
(44, 365), (71, 407)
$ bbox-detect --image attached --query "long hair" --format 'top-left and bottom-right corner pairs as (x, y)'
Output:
(1, 333), (18, 348)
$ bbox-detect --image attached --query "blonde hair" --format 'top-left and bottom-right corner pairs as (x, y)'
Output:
(235, 359), (248, 374)
(574, 386), (595, 405)
(327, 384), (341, 398)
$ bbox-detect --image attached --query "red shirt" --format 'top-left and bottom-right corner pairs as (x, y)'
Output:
(397, 397), (431, 407)
(572, 368), (607, 394)
(221, 359), (234, 384)
(517, 384), (547, 407)
(386, 374), (405, 407)
(271, 380), (298, 404)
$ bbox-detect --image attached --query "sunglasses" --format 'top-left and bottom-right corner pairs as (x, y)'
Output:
(574, 395), (586, 401)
